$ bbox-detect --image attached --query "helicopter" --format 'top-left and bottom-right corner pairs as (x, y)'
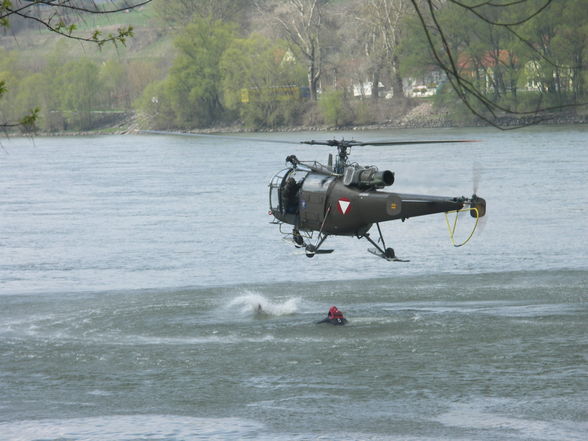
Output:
(143, 131), (486, 261)
(268, 138), (486, 260)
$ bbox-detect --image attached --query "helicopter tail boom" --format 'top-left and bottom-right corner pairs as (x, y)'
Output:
(395, 193), (468, 220)
(311, 187), (479, 236)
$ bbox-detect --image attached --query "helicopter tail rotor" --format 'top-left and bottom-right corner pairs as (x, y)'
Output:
(444, 191), (486, 248)
(469, 162), (486, 218)
(469, 195), (486, 218)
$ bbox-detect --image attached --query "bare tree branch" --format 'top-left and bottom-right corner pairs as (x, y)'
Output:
(1, 1), (151, 46)
(0, 0), (153, 130)
(409, 0), (587, 129)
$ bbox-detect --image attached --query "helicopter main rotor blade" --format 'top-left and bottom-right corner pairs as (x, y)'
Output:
(140, 130), (303, 145)
(356, 140), (478, 146)
(142, 130), (478, 147)
(301, 139), (478, 147)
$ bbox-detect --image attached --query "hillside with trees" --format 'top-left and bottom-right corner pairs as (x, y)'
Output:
(1, 0), (586, 133)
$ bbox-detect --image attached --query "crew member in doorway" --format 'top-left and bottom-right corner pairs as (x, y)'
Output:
(281, 177), (300, 214)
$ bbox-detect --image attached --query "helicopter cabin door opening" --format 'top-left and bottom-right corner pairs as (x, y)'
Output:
(268, 169), (307, 224)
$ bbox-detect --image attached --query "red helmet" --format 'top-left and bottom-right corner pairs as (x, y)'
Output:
(328, 306), (343, 319)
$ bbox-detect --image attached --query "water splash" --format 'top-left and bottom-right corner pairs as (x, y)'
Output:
(227, 290), (300, 317)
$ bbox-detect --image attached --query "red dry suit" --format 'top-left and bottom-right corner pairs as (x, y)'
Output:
(328, 306), (344, 320)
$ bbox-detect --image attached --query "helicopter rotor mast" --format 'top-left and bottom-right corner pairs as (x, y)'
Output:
(301, 139), (356, 173)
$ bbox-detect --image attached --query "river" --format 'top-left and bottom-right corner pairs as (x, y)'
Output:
(0, 127), (586, 440)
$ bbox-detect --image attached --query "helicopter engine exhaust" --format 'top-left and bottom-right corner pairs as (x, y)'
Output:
(343, 166), (395, 189)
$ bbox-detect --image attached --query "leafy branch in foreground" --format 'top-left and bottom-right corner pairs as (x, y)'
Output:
(0, 0), (152, 130)
(409, 0), (588, 130)
(0, 78), (38, 132)
(1, 0), (151, 45)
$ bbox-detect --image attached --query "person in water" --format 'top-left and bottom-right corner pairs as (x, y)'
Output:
(317, 306), (347, 325)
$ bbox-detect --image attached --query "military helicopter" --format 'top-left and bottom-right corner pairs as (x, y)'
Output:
(268, 138), (486, 260)
(144, 131), (486, 261)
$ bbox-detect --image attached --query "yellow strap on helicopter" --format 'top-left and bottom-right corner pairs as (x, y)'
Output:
(444, 207), (479, 247)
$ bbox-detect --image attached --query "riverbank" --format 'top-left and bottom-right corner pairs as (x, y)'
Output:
(10, 102), (588, 137)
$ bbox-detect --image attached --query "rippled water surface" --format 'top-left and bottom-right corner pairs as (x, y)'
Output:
(1, 127), (587, 440)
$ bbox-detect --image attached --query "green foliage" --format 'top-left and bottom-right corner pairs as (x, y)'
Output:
(402, 0), (588, 122)
(398, 13), (436, 79)
(1, 1), (152, 131)
(3, 1), (588, 131)
(152, 0), (252, 29)
(351, 99), (375, 126)
(220, 34), (306, 128)
(136, 23), (308, 129)
(58, 59), (102, 130)
(1, 44), (167, 132)
(318, 90), (351, 127)
(100, 60), (130, 110)
(0, 1), (12, 28)
(19, 107), (39, 133)
(12, 74), (47, 126)
(165, 18), (237, 127)
(135, 79), (177, 129)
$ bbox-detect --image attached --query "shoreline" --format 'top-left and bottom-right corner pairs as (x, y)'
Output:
(10, 105), (588, 137)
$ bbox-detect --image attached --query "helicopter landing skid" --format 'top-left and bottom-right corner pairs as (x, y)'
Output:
(367, 248), (409, 262)
(362, 224), (409, 262)
(303, 233), (334, 258)
(282, 237), (305, 248)
(282, 230), (334, 257)
(304, 244), (334, 258)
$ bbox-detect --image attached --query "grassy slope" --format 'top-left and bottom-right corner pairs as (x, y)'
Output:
(1, 4), (173, 63)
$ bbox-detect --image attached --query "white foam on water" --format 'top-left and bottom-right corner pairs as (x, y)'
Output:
(0, 415), (264, 441)
(126, 333), (277, 345)
(0, 415), (411, 441)
(227, 290), (300, 317)
(435, 400), (588, 441)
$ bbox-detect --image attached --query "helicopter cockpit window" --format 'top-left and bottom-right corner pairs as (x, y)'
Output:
(269, 169), (288, 214)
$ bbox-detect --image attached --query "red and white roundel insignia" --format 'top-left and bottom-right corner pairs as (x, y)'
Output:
(337, 198), (352, 215)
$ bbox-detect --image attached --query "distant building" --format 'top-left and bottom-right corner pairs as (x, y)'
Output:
(352, 81), (385, 98)
(403, 69), (447, 97)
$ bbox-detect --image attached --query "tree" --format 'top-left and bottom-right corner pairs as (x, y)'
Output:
(553, 0), (588, 102)
(220, 33), (306, 128)
(355, 0), (410, 100)
(1, 1), (151, 46)
(134, 79), (177, 129)
(267, 0), (328, 101)
(153, 0), (253, 30)
(1, 0), (153, 131)
(60, 58), (102, 130)
(318, 89), (350, 126)
(165, 18), (237, 127)
(100, 59), (130, 110)
(407, 0), (588, 128)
